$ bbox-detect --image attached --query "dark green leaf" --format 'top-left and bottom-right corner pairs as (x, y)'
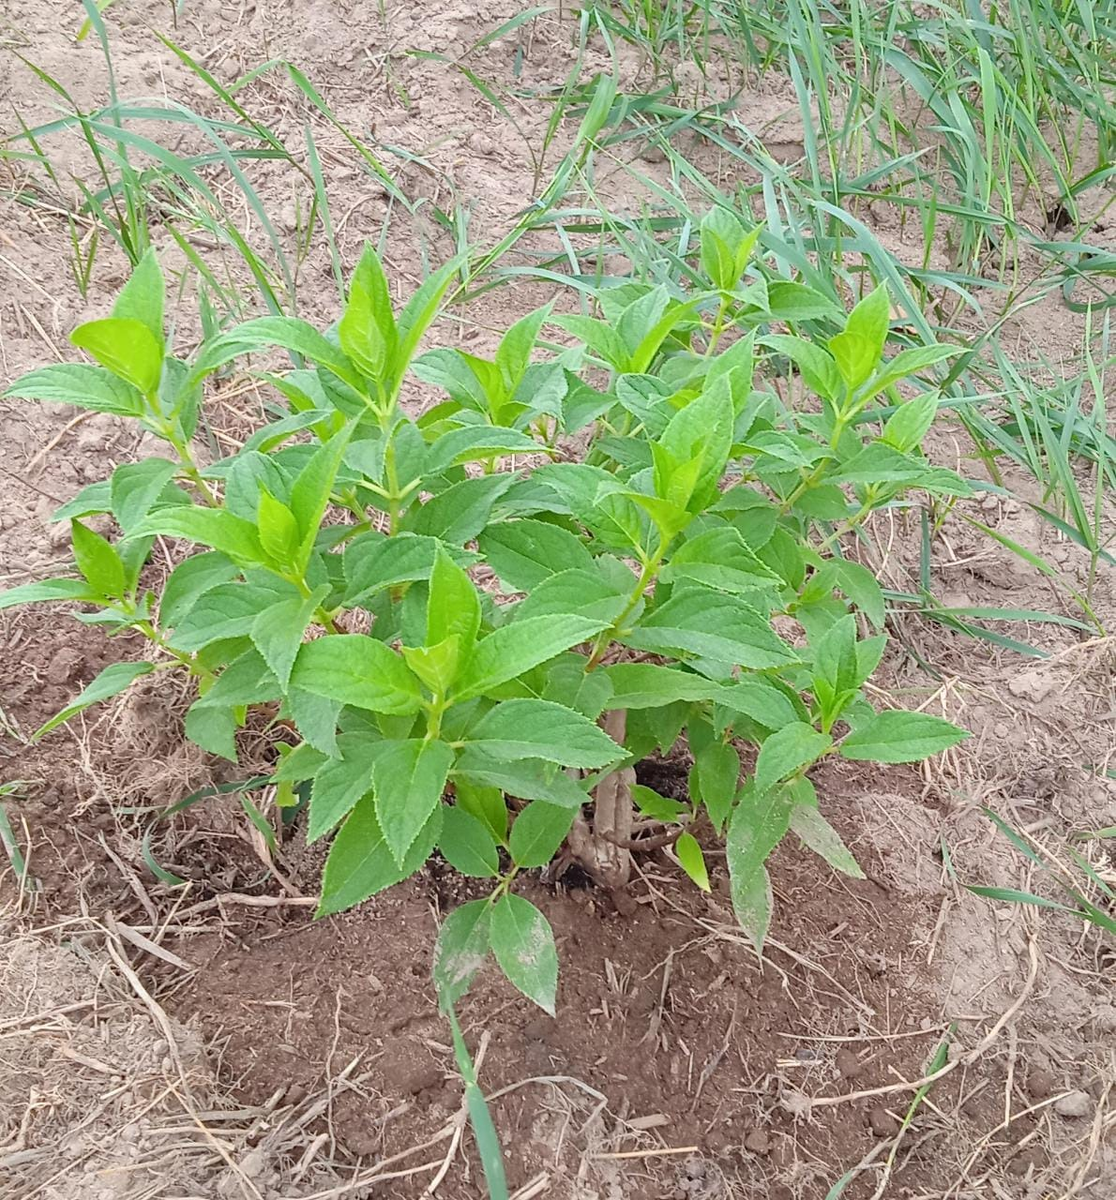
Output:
(455, 615), (607, 700)
(438, 806), (500, 877)
(840, 711), (969, 763)
(3, 363), (143, 416)
(318, 795), (440, 917)
(509, 800), (576, 868)
(754, 723), (832, 793)
(373, 739), (454, 864)
(290, 635), (422, 715)
(625, 590), (797, 668)
(467, 699), (621, 768)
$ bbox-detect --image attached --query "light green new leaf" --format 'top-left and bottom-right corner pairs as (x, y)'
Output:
(467, 699), (622, 768)
(256, 489), (300, 568)
(831, 284), (890, 389)
(288, 427), (354, 568)
(71, 519), (125, 598)
(71, 317), (163, 394)
(455, 615), (607, 700)
(428, 548), (481, 656)
(339, 244), (398, 379)
(490, 893), (558, 1014)
(754, 723), (832, 793)
(290, 635), (421, 715)
(112, 247), (164, 343)
(35, 660), (155, 739)
(433, 899), (492, 1008)
(840, 711), (969, 763)
(509, 801), (577, 868)
(373, 739), (454, 865)
(676, 831), (711, 892)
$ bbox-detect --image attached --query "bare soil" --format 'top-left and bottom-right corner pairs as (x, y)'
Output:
(1, 3), (1114, 1199)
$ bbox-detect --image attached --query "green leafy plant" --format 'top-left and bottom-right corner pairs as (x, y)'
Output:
(1, 208), (969, 1018)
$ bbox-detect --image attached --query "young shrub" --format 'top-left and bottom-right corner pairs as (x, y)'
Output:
(2, 211), (969, 1017)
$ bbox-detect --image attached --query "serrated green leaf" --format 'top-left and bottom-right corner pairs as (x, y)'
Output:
(509, 801), (576, 868)
(625, 590), (796, 668)
(726, 783), (796, 950)
(490, 893), (558, 1014)
(840, 711), (969, 762)
(318, 795), (439, 917)
(452, 752), (590, 809)
(426, 425), (540, 472)
(409, 474), (515, 545)
(467, 699), (621, 768)
(169, 581), (288, 651)
(71, 519), (125, 598)
(35, 660), (155, 739)
(439, 806), (500, 877)
(512, 568), (628, 624)
(881, 392), (940, 453)
(832, 559), (886, 629)
(754, 723), (832, 793)
(134, 506), (266, 566)
(455, 615), (607, 701)
(343, 532), (449, 604)
(0, 577), (97, 611)
(290, 635), (422, 715)
(602, 662), (722, 709)
(307, 735), (384, 841)
(690, 741), (740, 832)
(433, 899), (492, 1008)
(632, 784), (688, 822)
(715, 678), (804, 731)
(454, 780), (508, 842)
(110, 459), (178, 532)
(250, 587), (327, 690)
(184, 700), (238, 760)
(3, 363), (143, 416)
(373, 739), (454, 865)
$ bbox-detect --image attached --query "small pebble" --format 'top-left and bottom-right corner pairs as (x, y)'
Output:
(1053, 1090), (1093, 1119)
(468, 131), (495, 156)
(1025, 1067), (1055, 1100)
(835, 1047), (861, 1079)
(743, 1128), (771, 1155)
(868, 1105), (899, 1136)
